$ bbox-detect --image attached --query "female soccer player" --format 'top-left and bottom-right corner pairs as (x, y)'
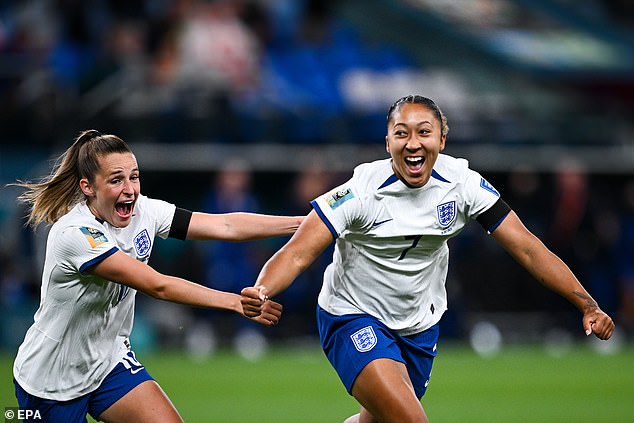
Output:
(12, 130), (302, 423)
(242, 95), (615, 423)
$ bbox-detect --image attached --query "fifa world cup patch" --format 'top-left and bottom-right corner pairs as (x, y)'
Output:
(79, 227), (108, 248)
(134, 229), (151, 258)
(437, 201), (457, 228)
(350, 326), (378, 352)
(325, 187), (354, 210)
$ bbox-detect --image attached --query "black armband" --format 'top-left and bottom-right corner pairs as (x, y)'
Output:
(168, 207), (193, 240)
(476, 198), (511, 234)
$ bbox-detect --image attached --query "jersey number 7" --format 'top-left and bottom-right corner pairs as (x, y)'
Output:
(399, 235), (422, 260)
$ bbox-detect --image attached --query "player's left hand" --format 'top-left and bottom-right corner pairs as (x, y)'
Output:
(583, 308), (615, 340)
(241, 286), (267, 316)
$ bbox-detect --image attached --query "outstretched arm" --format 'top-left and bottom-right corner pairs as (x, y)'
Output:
(491, 211), (614, 340)
(90, 251), (282, 326)
(241, 210), (334, 316)
(186, 212), (303, 241)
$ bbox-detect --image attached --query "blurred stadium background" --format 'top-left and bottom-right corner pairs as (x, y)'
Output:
(1, 0), (634, 420)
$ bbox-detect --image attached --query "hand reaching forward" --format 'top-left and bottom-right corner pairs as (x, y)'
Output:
(241, 286), (282, 326)
(583, 307), (615, 340)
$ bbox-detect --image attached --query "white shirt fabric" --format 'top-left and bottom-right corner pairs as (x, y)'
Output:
(312, 155), (502, 336)
(13, 194), (175, 400)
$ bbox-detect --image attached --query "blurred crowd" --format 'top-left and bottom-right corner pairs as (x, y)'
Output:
(4, 0), (631, 148)
(1, 0), (634, 354)
(1, 0), (438, 145)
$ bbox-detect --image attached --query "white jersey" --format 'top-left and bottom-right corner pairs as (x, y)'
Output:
(13, 194), (175, 401)
(312, 155), (502, 336)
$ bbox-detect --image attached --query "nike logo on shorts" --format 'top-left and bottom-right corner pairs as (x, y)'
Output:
(129, 366), (145, 375)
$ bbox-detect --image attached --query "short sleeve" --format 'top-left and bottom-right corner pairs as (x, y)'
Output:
(55, 226), (119, 274)
(463, 168), (503, 221)
(140, 196), (176, 240)
(310, 180), (367, 239)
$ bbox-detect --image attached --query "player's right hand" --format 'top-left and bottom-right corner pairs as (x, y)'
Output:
(240, 286), (268, 317)
(583, 307), (615, 340)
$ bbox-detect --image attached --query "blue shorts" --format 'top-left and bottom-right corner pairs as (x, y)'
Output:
(14, 350), (153, 423)
(317, 306), (439, 399)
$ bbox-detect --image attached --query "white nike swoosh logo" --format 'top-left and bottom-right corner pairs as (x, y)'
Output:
(371, 218), (393, 228)
(130, 367), (145, 374)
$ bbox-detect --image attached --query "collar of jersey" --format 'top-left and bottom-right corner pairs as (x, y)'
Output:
(378, 169), (450, 190)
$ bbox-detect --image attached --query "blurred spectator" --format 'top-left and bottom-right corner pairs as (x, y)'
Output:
(242, 0), (347, 143)
(177, 0), (262, 93)
(547, 160), (619, 318)
(505, 166), (546, 236)
(549, 160), (588, 250)
(49, 0), (101, 91)
(275, 165), (335, 338)
(195, 159), (263, 341)
(0, 200), (42, 352)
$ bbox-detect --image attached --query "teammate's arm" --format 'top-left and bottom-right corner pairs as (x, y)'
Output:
(186, 212), (303, 241)
(89, 251), (282, 326)
(491, 210), (615, 340)
(241, 210), (333, 315)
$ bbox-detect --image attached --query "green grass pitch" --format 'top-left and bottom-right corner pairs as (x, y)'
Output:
(2, 344), (633, 422)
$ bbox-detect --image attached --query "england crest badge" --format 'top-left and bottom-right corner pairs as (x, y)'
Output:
(134, 229), (151, 258)
(350, 326), (378, 352)
(437, 201), (457, 228)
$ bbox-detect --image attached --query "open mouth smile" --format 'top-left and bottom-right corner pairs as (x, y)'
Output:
(404, 156), (425, 173)
(115, 200), (134, 219)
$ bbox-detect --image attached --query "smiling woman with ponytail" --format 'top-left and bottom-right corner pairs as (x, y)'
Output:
(11, 130), (303, 423)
